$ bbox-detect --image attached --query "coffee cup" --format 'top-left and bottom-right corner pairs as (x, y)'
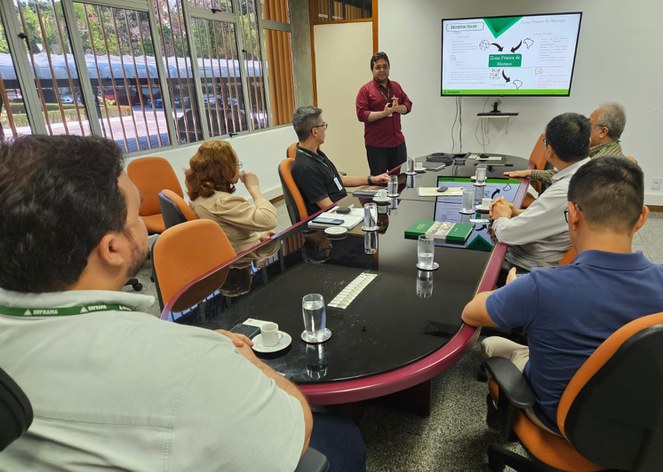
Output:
(260, 322), (283, 347)
(481, 197), (492, 208)
(414, 162), (424, 171)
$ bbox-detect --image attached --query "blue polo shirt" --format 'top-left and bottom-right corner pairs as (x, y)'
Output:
(486, 250), (663, 432)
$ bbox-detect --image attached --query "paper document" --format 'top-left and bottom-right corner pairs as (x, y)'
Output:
(417, 187), (464, 197)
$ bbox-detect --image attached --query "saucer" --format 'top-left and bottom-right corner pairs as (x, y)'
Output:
(387, 193), (399, 198)
(416, 262), (439, 271)
(475, 205), (490, 213)
(415, 167), (425, 173)
(252, 332), (292, 353)
(373, 196), (390, 204)
(459, 209), (475, 215)
(301, 328), (332, 344)
(405, 171), (417, 176)
(362, 225), (379, 232)
(324, 226), (347, 237)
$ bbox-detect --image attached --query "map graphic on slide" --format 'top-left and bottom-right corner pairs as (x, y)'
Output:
(441, 13), (582, 96)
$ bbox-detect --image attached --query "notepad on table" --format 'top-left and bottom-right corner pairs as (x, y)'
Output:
(417, 187), (464, 197)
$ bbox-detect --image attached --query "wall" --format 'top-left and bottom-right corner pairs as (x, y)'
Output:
(378, 0), (663, 205)
(314, 21), (374, 177)
(126, 125), (296, 201)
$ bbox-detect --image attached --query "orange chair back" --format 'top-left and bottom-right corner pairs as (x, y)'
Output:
(529, 133), (548, 193)
(127, 157), (183, 233)
(278, 158), (309, 224)
(159, 189), (198, 229)
(286, 142), (298, 159)
(558, 311), (663, 469)
(152, 219), (236, 309)
(559, 247), (577, 266)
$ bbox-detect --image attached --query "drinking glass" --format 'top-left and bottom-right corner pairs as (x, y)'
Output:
(475, 164), (487, 185)
(301, 294), (332, 343)
(363, 202), (378, 231)
(387, 175), (399, 197)
(461, 187), (475, 214)
(406, 158), (415, 173)
(364, 230), (379, 255)
(417, 235), (435, 270)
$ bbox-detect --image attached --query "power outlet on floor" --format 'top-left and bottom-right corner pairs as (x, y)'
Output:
(652, 177), (662, 191)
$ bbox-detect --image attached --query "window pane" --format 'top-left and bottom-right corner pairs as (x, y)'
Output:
(0, 23), (32, 141)
(239, 0), (268, 130)
(188, 0), (233, 13)
(14, 0), (90, 136)
(75, 3), (170, 153)
(153, 0), (202, 144)
(191, 18), (248, 138)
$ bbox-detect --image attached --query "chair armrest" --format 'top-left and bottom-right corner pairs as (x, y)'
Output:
(485, 357), (535, 409)
(294, 447), (330, 472)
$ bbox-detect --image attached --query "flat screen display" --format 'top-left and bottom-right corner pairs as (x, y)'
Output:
(441, 12), (582, 96)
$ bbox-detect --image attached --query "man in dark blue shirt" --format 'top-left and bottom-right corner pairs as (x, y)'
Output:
(462, 157), (663, 434)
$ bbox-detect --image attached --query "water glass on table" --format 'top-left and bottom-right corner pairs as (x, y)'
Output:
(363, 202), (378, 231)
(417, 235), (437, 270)
(301, 293), (332, 343)
(461, 187), (475, 214)
(387, 175), (399, 197)
(475, 164), (487, 185)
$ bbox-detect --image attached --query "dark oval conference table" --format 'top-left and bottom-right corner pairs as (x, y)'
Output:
(161, 153), (528, 413)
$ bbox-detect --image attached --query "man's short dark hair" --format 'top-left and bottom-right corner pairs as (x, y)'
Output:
(0, 135), (126, 292)
(545, 112), (590, 163)
(568, 156), (644, 234)
(292, 106), (323, 141)
(597, 102), (626, 140)
(370, 51), (390, 69)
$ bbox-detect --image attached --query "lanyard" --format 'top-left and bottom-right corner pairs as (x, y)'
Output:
(0, 303), (132, 317)
(376, 82), (391, 103)
(298, 147), (333, 173)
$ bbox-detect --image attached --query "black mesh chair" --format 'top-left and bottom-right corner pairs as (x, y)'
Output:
(0, 365), (33, 452)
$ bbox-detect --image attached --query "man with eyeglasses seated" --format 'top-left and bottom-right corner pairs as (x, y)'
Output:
(490, 113), (591, 277)
(0, 135), (366, 472)
(356, 51), (413, 175)
(291, 106), (389, 217)
(463, 157), (663, 435)
(505, 102), (627, 185)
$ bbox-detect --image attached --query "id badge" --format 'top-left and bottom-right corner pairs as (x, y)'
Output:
(333, 177), (343, 191)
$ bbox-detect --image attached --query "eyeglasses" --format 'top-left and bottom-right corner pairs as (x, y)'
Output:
(373, 64), (390, 71)
(543, 138), (547, 145)
(564, 202), (582, 223)
(312, 122), (328, 131)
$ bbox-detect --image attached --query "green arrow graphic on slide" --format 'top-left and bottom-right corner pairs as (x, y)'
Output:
(484, 17), (522, 38)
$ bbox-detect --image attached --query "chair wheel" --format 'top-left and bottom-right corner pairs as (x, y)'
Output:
(132, 282), (143, 291)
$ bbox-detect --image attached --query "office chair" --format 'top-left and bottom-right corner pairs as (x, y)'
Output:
(127, 157), (184, 234)
(559, 246), (578, 266)
(151, 219), (236, 310)
(158, 189), (198, 229)
(278, 158), (309, 224)
(0, 365), (33, 452)
(521, 133), (548, 209)
(483, 311), (663, 472)
(287, 142), (298, 159)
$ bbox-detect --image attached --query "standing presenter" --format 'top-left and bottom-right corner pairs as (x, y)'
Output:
(356, 51), (413, 175)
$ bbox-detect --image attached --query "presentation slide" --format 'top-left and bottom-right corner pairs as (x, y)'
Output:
(441, 13), (582, 96)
